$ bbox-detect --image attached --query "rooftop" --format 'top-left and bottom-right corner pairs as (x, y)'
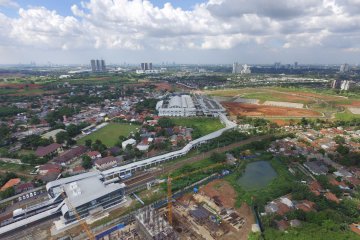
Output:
(63, 176), (125, 208)
(1, 178), (21, 191)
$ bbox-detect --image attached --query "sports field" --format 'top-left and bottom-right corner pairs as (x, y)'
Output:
(78, 123), (139, 147)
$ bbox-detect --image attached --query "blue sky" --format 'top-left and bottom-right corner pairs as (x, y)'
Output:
(0, 0), (359, 64)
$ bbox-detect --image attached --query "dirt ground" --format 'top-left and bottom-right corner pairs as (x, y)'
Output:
(0, 83), (41, 89)
(222, 102), (321, 117)
(199, 179), (255, 240)
(200, 179), (236, 208)
(154, 82), (173, 91)
(270, 119), (290, 126)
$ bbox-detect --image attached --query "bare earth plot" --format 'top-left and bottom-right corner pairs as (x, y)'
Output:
(222, 102), (321, 118)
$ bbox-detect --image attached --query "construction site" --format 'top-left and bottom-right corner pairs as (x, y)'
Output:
(93, 177), (254, 240)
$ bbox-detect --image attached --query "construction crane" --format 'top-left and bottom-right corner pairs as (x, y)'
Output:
(166, 162), (225, 225)
(61, 191), (95, 240)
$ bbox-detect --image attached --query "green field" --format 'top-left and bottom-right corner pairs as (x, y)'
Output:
(78, 123), (139, 147)
(335, 110), (360, 121)
(171, 117), (224, 137)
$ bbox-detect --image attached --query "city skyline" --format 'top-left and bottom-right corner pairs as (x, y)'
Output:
(0, 0), (360, 64)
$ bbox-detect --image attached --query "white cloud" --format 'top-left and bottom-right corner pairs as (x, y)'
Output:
(0, 0), (19, 8)
(0, 0), (360, 63)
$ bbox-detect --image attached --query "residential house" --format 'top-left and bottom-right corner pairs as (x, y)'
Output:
(95, 156), (118, 170)
(53, 145), (87, 165)
(35, 143), (63, 158)
(38, 163), (62, 175)
(87, 151), (101, 160)
(15, 182), (34, 194)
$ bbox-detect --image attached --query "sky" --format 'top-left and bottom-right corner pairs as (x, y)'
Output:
(0, 0), (359, 65)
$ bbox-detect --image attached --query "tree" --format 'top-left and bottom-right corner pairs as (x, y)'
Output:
(55, 131), (69, 144)
(209, 152), (226, 163)
(158, 117), (175, 128)
(336, 144), (349, 155)
(333, 135), (345, 144)
(0, 187), (15, 199)
(85, 139), (92, 148)
(81, 155), (92, 169)
(29, 116), (40, 125)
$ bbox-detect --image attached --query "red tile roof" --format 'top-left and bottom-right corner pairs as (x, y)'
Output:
(325, 192), (340, 203)
(1, 178), (21, 191)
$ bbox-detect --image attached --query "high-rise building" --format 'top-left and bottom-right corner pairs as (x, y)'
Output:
(294, 62), (298, 68)
(90, 59), (106, 72)
(100, 59), (106, 72)
(232, 62), (251, 74)
(141, 62), (153, 71)
(91, 59), (96, 72)
(274, 62), (281, 69)
(339, 63), (350, 73)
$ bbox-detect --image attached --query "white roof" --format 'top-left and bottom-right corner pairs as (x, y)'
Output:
(63, 176), (125, 208)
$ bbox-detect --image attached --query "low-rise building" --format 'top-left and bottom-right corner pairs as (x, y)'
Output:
(122, 138), (136, 150)
(35, 143), (63, 158)
(95, 156), (118, 170)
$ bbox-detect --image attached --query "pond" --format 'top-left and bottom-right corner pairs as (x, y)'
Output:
(237, 161), (278, 190)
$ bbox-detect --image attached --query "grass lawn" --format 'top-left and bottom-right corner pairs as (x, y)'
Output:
(171, 117), (224, 137)
(335, 110), (360, 121)
(0, 161), (34, 175)
(78, 123), (139, 147)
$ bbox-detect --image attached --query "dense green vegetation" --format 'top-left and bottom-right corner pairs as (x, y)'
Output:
(135, 98), (158, 113)
(262, 223), (359, 240)
(0, 106), (26, 118)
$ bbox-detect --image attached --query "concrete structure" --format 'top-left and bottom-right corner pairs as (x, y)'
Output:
(59, 176), (125, 224)
(135, 206), (178, 240)
(157, 94), (197, 117)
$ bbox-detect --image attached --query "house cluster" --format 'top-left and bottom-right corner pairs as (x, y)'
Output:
(0, 178), (35, 195)
(268, 127), (360, 187)
(263, 194), (316, 231)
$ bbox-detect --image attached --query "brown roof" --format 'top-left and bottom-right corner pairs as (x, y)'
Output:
(39, 163), (61, 171)
(295, 200), (315, 212)
(35, 143), (62, 157)
(276, 220), (289, 231)
(1, 178), (21, 191)
(350, 223), (360, 236)
(95, 156), (117, 166)
(309, 181), (322, 196)
(325, 192), (340, 203)
(87, 151), (101, 157)
(276, 202), (291, 216)
(53, 146), (87, 164)
(15, 182), (34, 192)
